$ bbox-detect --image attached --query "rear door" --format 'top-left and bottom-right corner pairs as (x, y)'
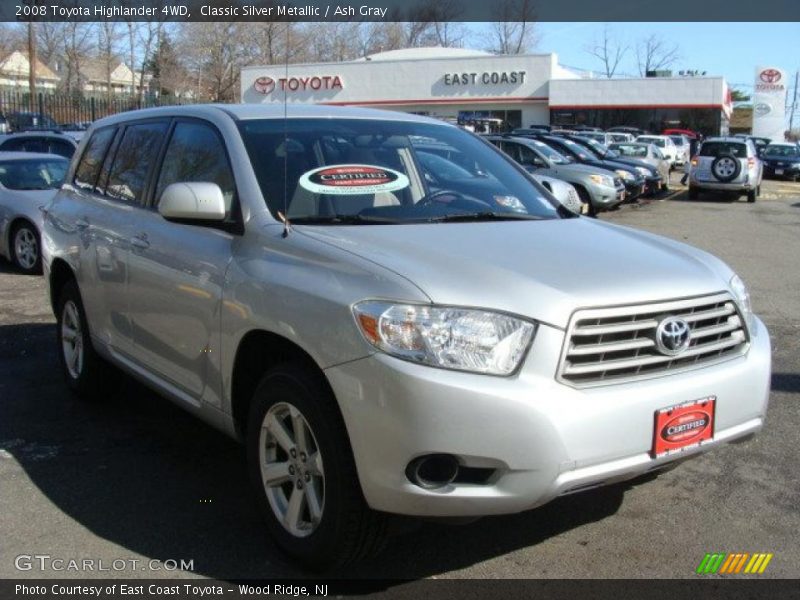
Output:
(125, 119), (239, 403)
(86, 120), (170, 356)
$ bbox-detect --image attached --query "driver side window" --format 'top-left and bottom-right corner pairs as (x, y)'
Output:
(155, 121), (238, 222)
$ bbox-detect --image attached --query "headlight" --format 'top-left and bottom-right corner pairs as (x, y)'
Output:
(353, 301), (536, 375)
(615, 169), (633, 181)
(589, 174), (615, 187)
(635, 166), (650, 176)
(729, 274), (753, 327)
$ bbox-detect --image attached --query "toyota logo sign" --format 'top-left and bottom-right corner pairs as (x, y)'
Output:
(253, 76), (275, 95)
(655, 317), (691, 356)
(759, 69), (782, 84)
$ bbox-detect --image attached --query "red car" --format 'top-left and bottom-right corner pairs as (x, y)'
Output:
(662, 128), (700, 139)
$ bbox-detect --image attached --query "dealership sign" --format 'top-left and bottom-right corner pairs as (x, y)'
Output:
(752, 66), (787, 141)
(443, 71), (527, 86)
(253, 75), (343, 94)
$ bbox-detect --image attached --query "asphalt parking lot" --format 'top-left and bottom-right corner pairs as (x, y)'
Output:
(1, 176), (798, 581)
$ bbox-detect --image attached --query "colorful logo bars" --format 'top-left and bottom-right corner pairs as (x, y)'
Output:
(696, 552), (774, 574)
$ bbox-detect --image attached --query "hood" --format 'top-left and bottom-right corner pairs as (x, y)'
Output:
(297, 218), (732, 328)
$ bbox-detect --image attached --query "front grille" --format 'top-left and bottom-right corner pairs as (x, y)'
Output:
(558, 293), (749, 387)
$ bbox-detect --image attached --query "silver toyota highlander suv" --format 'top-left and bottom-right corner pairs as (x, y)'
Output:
(42, 105), (771, 568)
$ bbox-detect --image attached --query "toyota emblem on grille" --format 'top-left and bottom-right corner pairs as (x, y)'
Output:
(655, 317), (691, 356)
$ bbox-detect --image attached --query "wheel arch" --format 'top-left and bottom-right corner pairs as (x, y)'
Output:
(49, 257), (77, 313)
(230, 329), (334, 439)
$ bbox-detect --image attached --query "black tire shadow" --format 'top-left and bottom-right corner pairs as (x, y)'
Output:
(1, 321), (630, 582)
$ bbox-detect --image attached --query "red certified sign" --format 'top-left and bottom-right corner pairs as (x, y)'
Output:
(652, 397), (716, 457)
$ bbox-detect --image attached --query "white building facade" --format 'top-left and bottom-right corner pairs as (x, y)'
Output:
(241, 48), (732, 135)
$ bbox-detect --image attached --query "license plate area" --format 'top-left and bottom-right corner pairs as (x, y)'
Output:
(652, 396), (716, 458)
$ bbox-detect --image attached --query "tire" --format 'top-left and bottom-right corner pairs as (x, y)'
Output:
(55, 279), (117, 400)
(688, 186), (699, 200)
(247, 363), (387, 569)
(575, 186), (597, 217)
(710, 154), (741, 183)
(10, 221), (41, 274)
(747, 189), (757, 203)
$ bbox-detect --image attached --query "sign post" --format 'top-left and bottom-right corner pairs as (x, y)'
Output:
(752, 66), (787, 141)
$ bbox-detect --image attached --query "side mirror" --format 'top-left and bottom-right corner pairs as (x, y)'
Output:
(158, 182), (226, 222)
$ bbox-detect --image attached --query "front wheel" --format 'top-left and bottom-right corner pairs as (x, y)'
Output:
(11, 222), (41, 274)
(575, 187), (597, 217)
(247, 363), (387, 569)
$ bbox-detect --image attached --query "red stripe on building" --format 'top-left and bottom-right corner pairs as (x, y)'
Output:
(549, 104), (726, 110)
(321, 96), (549, 107)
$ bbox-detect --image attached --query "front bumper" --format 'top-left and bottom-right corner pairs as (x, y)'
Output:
(690, 173), (757, 192)
(326, 316), (771, 517)
(763, 163), (800, 179)
(587, 183), (625, 208)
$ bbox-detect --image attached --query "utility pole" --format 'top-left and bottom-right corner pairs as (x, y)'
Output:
(789, 69), (799, 137)
(27, 19), (37, 112)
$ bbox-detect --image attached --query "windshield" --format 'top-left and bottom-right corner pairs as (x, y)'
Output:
(528, 139), (570, 164)
(763, 145), (799, 158)
(611, 143), (648, 158)
(669, 136), (684, 145)
(557, 139), (591, 160)
(0, 158), (67, 190)
(238, 119), (562, 224)
(639, 137), (666, 148)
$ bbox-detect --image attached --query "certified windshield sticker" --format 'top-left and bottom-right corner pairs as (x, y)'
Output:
(298, 164), (409, 195)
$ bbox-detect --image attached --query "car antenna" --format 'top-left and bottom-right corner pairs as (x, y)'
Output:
(279, 23), (292, 238)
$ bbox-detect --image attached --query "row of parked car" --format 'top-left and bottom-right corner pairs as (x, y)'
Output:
(484, 126), (800, 211)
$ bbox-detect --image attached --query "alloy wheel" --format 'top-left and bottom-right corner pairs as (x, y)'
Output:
(258, 401), (325, 538)
(61, 301), (84, 379)
(13, 227), (38, 270)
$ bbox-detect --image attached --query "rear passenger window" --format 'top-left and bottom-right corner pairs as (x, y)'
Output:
(155, 121), (237, 219)
(0, 138), (26, 152)
(74, 127), (115, 191)
(699, 142), (747, 158)
(105, 121), (168, 204)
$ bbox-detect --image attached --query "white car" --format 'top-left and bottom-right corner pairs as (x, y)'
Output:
(637, 135), (679, 167)
(0, 152), (69, 273)
(668, 135), (691, 166)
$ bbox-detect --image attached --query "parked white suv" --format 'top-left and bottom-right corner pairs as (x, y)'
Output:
(42, 105), (771, 568)
(689, 138), (763, 203)
(636, 135), (679, 167)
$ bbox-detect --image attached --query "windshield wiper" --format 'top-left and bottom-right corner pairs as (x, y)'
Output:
(427, 211), (545, 223)
(288, 214), (398, 225)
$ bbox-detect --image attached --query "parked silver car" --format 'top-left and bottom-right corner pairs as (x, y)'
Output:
(43, 105), (771, 567)
(0, 152), (68, 273)
(689, 137), (764, 202)
(609, 142), (671, 191)
(486, 135), (625, 214)
(530, 173), (583, 214)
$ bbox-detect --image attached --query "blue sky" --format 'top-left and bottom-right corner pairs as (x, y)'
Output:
(526, 22), (800, 94)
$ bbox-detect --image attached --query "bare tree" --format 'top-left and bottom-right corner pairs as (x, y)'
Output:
(97, 22), (119, 102)
(60, 23), (96, 95)
(178, 22), (244, 102)
(485, 0), (538, 54)
(636, 34), (681, 76)
(136, 21), (163, 103)
(584, 25), (628, 78)
(34, 23), (63, 68)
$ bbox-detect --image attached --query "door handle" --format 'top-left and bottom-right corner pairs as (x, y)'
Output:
(75, 218), (89, 230)
(130, 233), (150, 250)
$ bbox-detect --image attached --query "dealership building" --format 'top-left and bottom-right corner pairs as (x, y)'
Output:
(241, 47), (733, 135)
